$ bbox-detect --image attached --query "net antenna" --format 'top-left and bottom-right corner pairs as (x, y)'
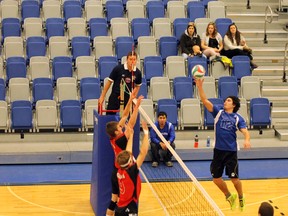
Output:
(133, 98), (224, 216)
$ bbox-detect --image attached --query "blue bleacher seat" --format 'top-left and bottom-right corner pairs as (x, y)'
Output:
(187, 1), (205, 22)
(215, 18), (233, 38)
(71, 36), (91, 61)
(187, 56), (209, 78)
(1, 18), (21, 44)
(137, 78), (147, 98)
(63, 0), (82, 22)
(250, 97), (271, 128)
(159, 36), (178, 62)
(146, 1), (165, 24)
(11, 100), (33, 130)
(88, 18), (108, 40)
(204, 98), (224, 128)
(173, 76), (193, 105)
(143, 56), (164, 84)
(0, 79), (6, 101)
(231, 55), (252, 82)
(173, 18), (189, 43)
(115, 36), (134, 61)
(52, 56), (73, 83)
(131, 18), (151, 44)
(98, 56), (119, 81)
(21, 0), (40, 22)
(6, 57), (27, 84)
(26, 36), (46, 63)
(218, 76), (238, 99)
(105, 0), (124, 23)
(32, 78), (54, 105)
(157, 98), (178, 127)
(80, 77), (101, 104)
(45, 18), (65, 42)
(60, 100), (82, 130)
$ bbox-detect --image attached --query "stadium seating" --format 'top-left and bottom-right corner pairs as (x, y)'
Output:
(204, 98), (224, 129)
(250, 97), (271, 128)
(217, 76), (238, 99)
(157, 98), (178, 127)
(11, 100), (33, 131)
(60, 100), (82, 131)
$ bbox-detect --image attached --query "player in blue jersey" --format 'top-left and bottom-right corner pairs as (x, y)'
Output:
(195, 78), (251, 212)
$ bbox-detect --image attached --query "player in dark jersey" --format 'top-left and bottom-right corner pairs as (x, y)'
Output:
(106, 91), (143, 216)
(112, 121), (149, 216)
(195, 78), (251, 212)
(98, 51), (142, 115)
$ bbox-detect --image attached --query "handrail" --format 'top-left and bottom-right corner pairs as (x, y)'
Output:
(263, 5), (273, 44)
(282, 42), (288, 82)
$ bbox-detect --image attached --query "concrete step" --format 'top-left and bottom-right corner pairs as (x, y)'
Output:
(271, 107), (288, 117)
(253, 56), (285, 66)
(225, 3), (279, 13)
(236, 20), (287, 30)
(245, 37), (288, 46)
(241, 29), (288, 39)
(275, 129), (288, 140)
(252, 65), (284, 76)
(227, 12), (279, 21)
(252, 47), (286, 56)
(262, 85), (288, 96)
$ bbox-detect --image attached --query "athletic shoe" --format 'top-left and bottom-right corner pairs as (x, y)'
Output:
(165, 161), (173, 167)
(152, 162), (158, 167)
(226, 193), (237, 210)
(239, 196), (245, 211)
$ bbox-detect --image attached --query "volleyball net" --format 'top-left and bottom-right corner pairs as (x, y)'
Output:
(137, 100), (224, 216)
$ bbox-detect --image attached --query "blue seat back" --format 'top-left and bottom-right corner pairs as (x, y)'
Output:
(232, 55), (251, 81)
(63, 1), (82, 22)
(250, 97), (271, 127)
(89, 18), (108, 39)
(137, 78), (147, 98)
(98, 56), (119, 81)
(80, 77), (101, 103)
(52, 56), (73, 82)
(1, 18), (21, 42)
(218, 76), (238, 99)
(159, 36), (178, 62)
(26, 36), (46, 61)
(6, 57), (27, 82)
(131, 18), (150, 44)
(0, 79), (6, 101)
(143, 56), (163, 83)
(173, 76), (193, 104)
(173, 18), (189, 42)
(146, 1), (165, 24)
(71, 36), (91, 61)
(157, 98), (178, 126)
(115, 36), (134, 61)
(187, 1), (205, 22)
(215, 18), (233, 38)
(33, 78), (54, 104)
(60, 99), (82, 129)
(11, 100), (33, 129)
(46, 18), (65, 40)
(21, 0), (40, 21)
(106, 1), (124, 23)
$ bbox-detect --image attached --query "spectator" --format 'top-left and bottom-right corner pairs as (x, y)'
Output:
(258, 202), (274, 216)
(179, 22), (204, 59)
(98, 51), (142, 115)
(150, 111), (176, 167)
(222, 23), (258, 69)
(201, 22), (223, 60)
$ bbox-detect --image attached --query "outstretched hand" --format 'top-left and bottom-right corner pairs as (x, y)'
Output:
(141, 120), (148, 132)
(194, 77), (204, 88)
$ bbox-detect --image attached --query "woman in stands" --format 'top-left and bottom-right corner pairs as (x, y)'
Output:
(179, 22), (204, 59)
(222, 23), (258, 69)
(201, 22), (223, 60)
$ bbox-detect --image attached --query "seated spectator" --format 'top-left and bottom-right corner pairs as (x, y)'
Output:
(258, 202), (274, 216)
(150, 111), (176, 167)
(179, 22), (204, 59)
(222, 23), (258, 69)
(201, 22), (223, 60)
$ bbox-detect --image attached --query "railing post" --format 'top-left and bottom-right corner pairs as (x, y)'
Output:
(263, 6), (273, 44)
(282, 42), (288, 82)
(246, 0), (251, 9)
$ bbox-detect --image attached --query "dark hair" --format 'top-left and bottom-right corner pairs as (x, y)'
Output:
(225, 23), (241, 46)
(157, 111), (167, 118)
(187, 22), (197, 36)
(226, 96), (240, 113)
(127, 51), (137, 59)
(258, 202), (274, 216)
(205, 22), (217, 38)
(106, 121), (118, 138)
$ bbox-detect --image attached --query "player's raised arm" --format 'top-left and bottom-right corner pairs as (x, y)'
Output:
(136, 121), (149, 168)
(125, 125), (134, 153)
(118, 88), (137, 127)
(195, 78), (213, 112)
(127, 95), (143, 129)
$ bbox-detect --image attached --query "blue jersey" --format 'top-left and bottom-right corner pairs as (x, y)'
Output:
(150, 121), (175, 145)
(212, 106), (247, 152)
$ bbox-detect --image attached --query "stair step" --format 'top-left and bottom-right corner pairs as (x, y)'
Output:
(271, 107), (288, 117)
(227, 12), (279, 21)
(275, 129), (288, 140)
(252, 66), (284, 76)
(262, 85), (288, 96)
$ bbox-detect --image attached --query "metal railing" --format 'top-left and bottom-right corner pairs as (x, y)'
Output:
(263, 5), (273, 44)
(282, 42), (288, 82)
(247, 0), (251, 9)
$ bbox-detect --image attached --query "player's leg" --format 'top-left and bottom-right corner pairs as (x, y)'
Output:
(150, 142), (160, 167)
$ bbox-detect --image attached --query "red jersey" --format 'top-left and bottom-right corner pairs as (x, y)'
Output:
(116, 163), (141, 208)
(110, 133), (128, 168)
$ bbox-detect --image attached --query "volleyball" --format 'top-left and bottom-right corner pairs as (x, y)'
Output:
(191, 64), (205, 78)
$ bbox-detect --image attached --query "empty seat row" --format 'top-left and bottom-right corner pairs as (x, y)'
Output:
(0, 98), (99, 132)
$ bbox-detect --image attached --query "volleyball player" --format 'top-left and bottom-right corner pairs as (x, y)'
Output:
(195, 78), (251, 211)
